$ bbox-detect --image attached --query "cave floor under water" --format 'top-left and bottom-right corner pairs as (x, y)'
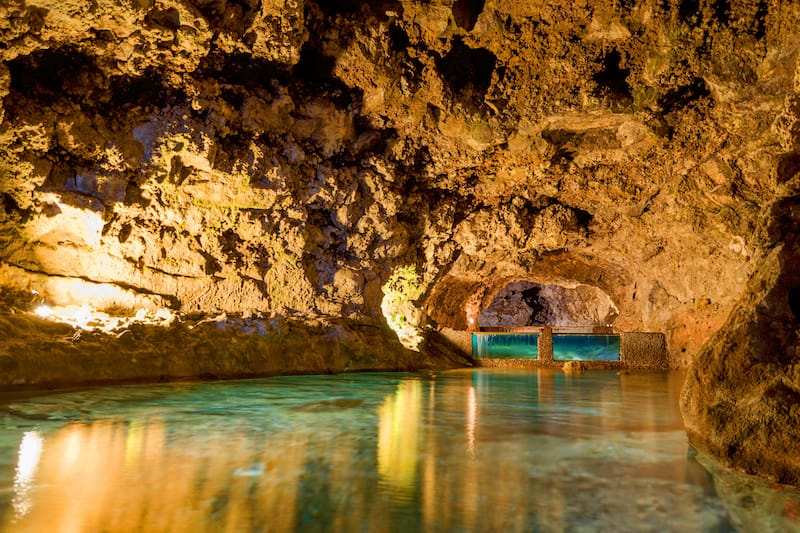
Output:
(0, 369), (798, 532)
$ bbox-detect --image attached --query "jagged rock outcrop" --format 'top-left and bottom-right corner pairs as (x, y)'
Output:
(1, 0), (799, 481)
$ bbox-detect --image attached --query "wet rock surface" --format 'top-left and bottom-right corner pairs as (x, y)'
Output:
(0, 1), (799, 482)
(0, 303), (471, 388)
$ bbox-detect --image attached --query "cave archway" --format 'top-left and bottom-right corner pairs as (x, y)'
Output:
(425, 263), (628, 332)
(476, 280), (618, 328)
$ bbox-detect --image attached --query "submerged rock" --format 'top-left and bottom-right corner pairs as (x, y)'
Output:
(561, 361), (587, 374)
(291, 399), (365, 412)
(233, 462), (265, 478)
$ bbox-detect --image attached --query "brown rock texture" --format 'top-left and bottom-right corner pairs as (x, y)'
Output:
(0, 307), (471, 388)
(0, 0), (799, 480)
(682, 198), (800, 484)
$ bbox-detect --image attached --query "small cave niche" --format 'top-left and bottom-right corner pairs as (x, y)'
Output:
(478, 280), (618, 328)
(292, 44), (362, 109)
(0, 193), (29, 223)
(388, 22), (410, 52)
(677, 0), (699, 26)
(592, 50), (632, 107)
(218, 229), (245, 269)
(1, 194), (19, 215)
(541, 129), (579, 167)
(712, 0), (730, 24)
(144, 7), (181, 31)
(102, 69), (186, 111)
(117, 223), (133, 244)
(778, 152), (800, 184)
(194, 0), (260, 33)
(452, 0), (485, 31)
(436, 37), (496, 105)
(675, 0), (731, 27)
(7, 47), (102, 101)
(657, 76), (712, 114)
(199, 51), (287, 89)
(293, 45), (337, 88)
(751, 0), (768, 40)
(788, 286), (800, 320)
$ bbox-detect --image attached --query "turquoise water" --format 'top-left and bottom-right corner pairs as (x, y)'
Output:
(553, 334), (621, 361)
(0, 369), (798, 532)
(472, 333), (539, 358)
(472, 333), (621, 361)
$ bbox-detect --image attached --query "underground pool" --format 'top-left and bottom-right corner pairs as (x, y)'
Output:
(0, 369), (798, 532)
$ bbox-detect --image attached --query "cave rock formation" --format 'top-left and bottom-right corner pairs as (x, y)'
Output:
(0, 0), (799, 482)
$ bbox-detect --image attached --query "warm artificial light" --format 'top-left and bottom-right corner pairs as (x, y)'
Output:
(13, 431), (43, 518)
(31, 302), (175, 333)
(34, 305), (53, 318)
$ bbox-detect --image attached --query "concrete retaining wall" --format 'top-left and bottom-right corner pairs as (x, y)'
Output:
(620, 332), (669, 369)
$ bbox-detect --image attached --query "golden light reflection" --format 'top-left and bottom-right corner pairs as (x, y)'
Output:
(466, 385), (477, 456)
(2, 419), (312, 533)
(123, 420), (145, 470)
(377, 380), (422, 499)
(13, 431), (43, 519)
(58, 427), (82, 473)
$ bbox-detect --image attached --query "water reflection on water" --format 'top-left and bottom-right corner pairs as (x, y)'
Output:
(0, 369), (797, 532)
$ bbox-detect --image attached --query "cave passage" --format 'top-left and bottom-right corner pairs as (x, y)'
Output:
(477, 280), (619, 329)
(470, 280), (623, 362)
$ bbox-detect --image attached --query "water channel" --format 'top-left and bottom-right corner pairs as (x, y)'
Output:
(0, 369), (798, 532)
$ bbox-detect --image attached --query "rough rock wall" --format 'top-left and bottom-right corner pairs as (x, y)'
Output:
(1, 0), (800, 477)
(682, 197), (800, 484)
(2, 0), (797, 360)
(0, 310), (471, 387)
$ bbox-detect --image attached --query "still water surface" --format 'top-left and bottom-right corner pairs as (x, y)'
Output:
(0, 369), (798, 532)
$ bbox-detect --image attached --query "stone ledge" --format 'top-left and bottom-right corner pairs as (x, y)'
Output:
(0, 313), (472, 390)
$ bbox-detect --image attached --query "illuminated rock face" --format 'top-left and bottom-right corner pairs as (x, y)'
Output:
(0, 1), (799, 480)
(477, 280), (618, 328)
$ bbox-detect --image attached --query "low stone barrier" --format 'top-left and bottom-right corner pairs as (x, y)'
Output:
(620, 332), (668, 369)
(469, 328), (669, 370)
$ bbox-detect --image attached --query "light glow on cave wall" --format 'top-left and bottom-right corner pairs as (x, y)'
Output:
(381, 265), (425, 350)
